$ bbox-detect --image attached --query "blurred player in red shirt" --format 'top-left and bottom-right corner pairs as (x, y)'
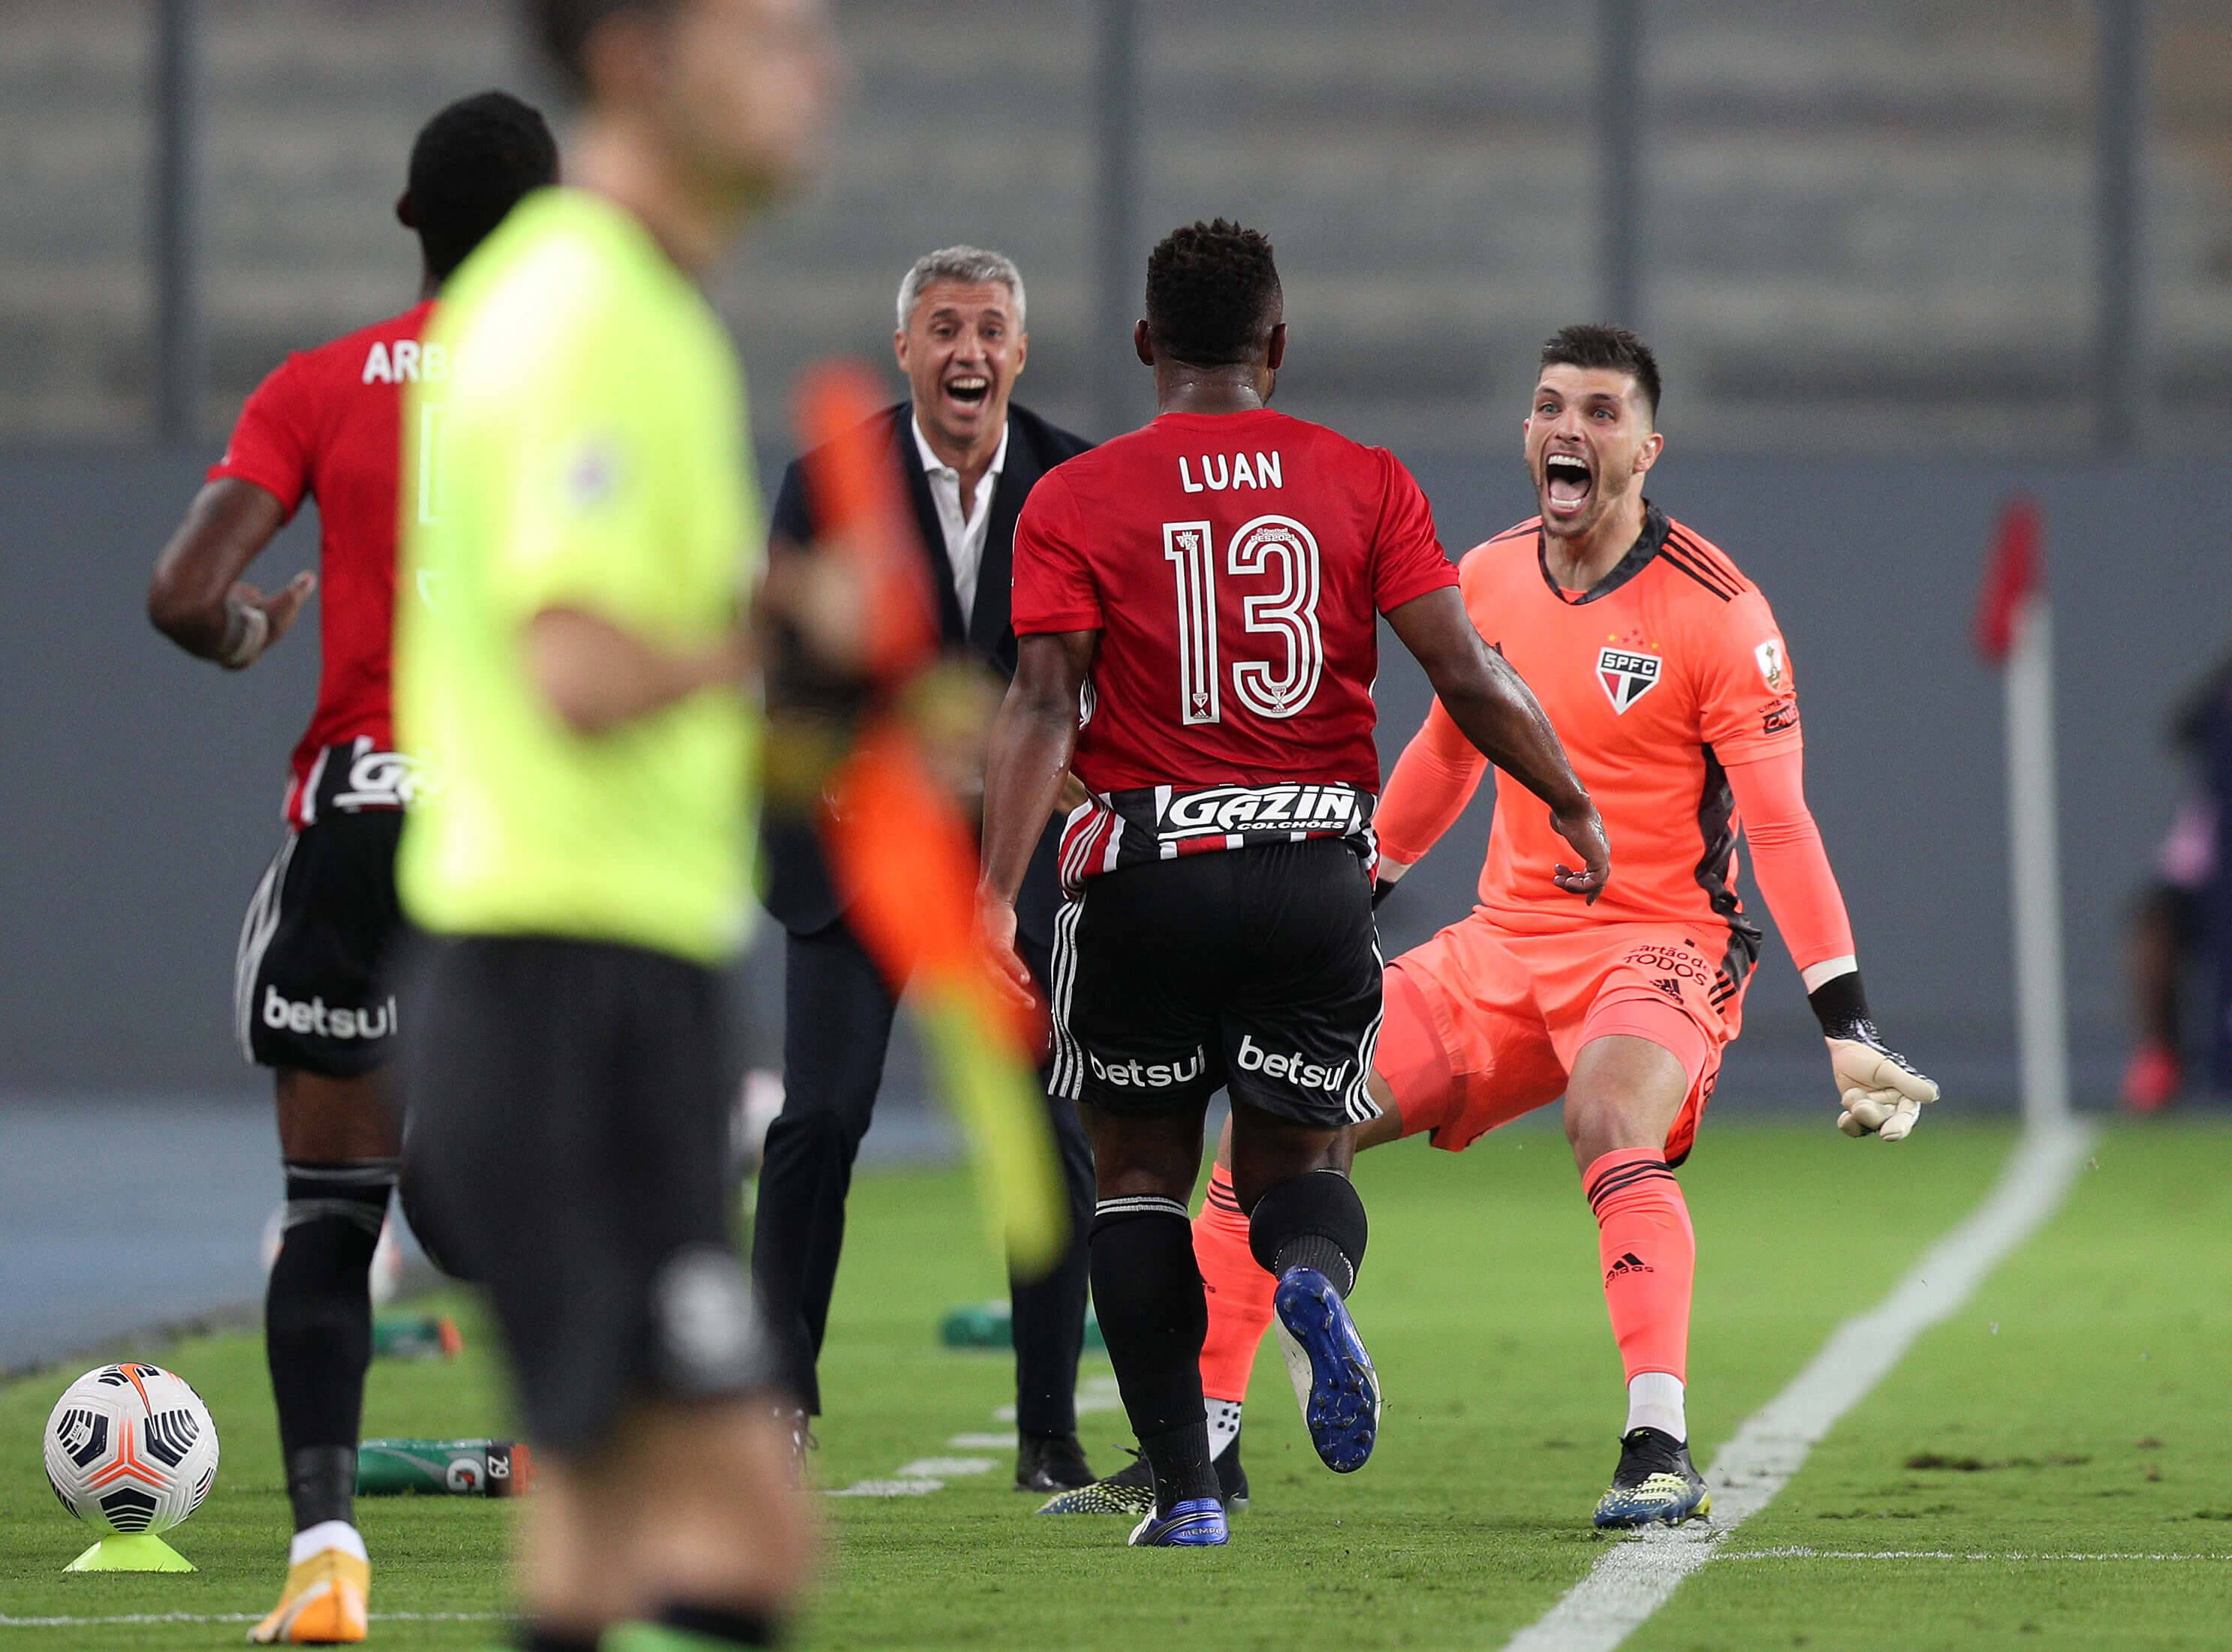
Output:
(979, 221), (1607, 1548)
(145, 92), (556, 1644)
(1053, 323), (1940, 1533)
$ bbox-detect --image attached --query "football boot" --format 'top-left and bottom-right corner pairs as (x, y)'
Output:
(1273, 1267), (1380, 1473)
(1038, 1431), (1252, 1516)
(248, 1542), (368, 1644)
(1014, 1431), (1095, 1492)
(1592, 1426), (1711, 1529)
(1127, 1497), (1227, 1547)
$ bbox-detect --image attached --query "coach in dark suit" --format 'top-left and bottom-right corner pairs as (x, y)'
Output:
(753, 247), (1100, 1492)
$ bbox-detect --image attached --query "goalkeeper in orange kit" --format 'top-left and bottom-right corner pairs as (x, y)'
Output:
(1044, 323), (1938, 1530)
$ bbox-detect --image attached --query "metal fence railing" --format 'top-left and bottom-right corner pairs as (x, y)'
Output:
(2, 0), (2224, 457)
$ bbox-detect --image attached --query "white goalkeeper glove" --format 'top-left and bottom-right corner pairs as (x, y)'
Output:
(1808, 969), (1938, 1142)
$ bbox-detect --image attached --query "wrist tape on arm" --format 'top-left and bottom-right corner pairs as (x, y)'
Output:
(219, 598), (270, 668)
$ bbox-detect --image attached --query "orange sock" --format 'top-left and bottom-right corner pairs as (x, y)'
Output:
(1583, 1149), (1694, 1387)
(1194, 1165), (1275, 1404)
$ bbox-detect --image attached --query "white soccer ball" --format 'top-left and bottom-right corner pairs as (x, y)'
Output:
(44, 1363), (220, 1536)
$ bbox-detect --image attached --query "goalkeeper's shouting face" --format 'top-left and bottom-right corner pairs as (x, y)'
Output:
(1523, 357), (1664, 546)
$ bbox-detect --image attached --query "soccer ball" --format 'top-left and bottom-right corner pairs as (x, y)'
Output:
(44, 1364), (219, 1536)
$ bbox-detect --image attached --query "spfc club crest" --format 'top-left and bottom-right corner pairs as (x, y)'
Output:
(1598, 645), (1661, 713)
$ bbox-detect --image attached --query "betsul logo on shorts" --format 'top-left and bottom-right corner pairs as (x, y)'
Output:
(1087, 1049), (1205, 1089)
(1235, 1034), (1350, 1091)
(262, 988), (395, 1042)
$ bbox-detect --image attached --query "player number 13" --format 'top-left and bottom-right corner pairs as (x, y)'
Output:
(1163, 514), (1325, 725)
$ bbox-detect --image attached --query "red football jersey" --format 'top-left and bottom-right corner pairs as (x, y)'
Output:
(209, 301), (435, 823)
(1011, 408), (1458, 887)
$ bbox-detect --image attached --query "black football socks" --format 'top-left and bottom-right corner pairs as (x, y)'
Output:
(659, 1603), (782, 1646)
(267, 1159), (394, 1530)
(1088, 1197), (1221, 1512)
(1248, 1167), (1369, 1298)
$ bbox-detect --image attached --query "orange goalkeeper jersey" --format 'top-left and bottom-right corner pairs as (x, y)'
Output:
(1379, 505), (1804, 979)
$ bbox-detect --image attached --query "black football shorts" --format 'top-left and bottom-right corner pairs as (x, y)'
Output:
(396, 934), (776, 1450)
(1050, 838), (1383, 1130)
(233, 773), (405, 1079)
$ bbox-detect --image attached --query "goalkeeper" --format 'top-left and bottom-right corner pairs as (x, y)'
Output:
(1053, 323), (1938, 1533)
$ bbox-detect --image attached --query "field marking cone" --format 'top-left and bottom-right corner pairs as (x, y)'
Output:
(64, 1533), (196, 1572)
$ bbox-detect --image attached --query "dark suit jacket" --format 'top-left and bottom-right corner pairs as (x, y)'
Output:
(760, 399), (1094, 941)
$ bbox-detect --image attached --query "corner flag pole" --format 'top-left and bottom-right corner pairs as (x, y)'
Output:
(1975, 498), (2071, 1128)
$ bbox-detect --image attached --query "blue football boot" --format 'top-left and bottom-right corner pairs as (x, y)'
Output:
(1039, 1433), (1249, 1518)
(1127, 1496), (1228, 1547)
(1272, 1266), (1380, 1473)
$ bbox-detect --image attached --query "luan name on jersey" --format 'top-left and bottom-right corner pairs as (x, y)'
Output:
(1013, 406), (1458, 889)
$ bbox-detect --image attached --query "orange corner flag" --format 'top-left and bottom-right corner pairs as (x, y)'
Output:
(795, 361), (938, 684)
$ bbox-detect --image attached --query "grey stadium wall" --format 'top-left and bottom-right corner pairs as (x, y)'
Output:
(1, 447), (2225, 1107)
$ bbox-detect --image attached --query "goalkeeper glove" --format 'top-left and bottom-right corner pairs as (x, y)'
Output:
(1807, 969), (1938, 1142)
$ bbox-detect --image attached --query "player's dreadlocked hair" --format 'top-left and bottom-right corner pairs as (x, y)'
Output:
(529, 0), (687, 96)
(1541, 323), (1663, 421)
(405, 92), (559, 281)
(1144, 219), (1282, 369)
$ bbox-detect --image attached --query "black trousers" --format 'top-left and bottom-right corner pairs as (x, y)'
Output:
(750, 914), (1096, 1433)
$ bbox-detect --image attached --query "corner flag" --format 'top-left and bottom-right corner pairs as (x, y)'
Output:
(1974, 496), (2069, 1127)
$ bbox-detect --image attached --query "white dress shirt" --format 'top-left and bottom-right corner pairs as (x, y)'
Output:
(911, 415), (1009, 621)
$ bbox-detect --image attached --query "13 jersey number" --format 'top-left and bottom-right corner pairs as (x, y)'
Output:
(1164, 514), (1325, 725)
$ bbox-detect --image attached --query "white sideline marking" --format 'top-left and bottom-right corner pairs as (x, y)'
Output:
(0, 1611), (502, 1628)
(828, 1477), (944, 1497)
(895, 1456), (995, 1478)
(830, 1365), (1122, 1497)
(1718, 1548), (2232, 1563)
(1504, 1121), (2097, 1652)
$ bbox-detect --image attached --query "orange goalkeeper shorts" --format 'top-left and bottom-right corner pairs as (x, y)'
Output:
(1375, 918), (1752, 1166)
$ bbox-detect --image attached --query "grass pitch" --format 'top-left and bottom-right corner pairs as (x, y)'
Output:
(2, 1119), (2226, 1649)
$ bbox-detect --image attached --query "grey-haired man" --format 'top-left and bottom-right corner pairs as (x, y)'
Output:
(753, 247), (1099, 1491)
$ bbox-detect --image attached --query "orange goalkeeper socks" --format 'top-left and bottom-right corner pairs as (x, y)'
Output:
(1194, 1165), (1275, 1406)
(1583, 1148), (1695, 1413)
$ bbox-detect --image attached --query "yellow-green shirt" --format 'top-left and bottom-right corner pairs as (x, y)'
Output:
(396, 188), (758, 965)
